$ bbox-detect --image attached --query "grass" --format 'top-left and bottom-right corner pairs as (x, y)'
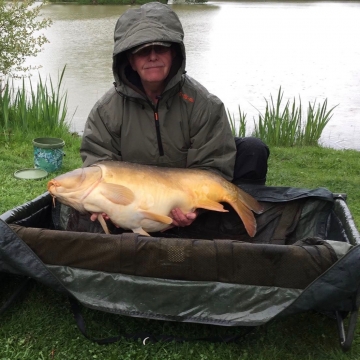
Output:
(1, 276), (359, 360)
(0, 131), (82, 213)
(0, 78), (360, 358)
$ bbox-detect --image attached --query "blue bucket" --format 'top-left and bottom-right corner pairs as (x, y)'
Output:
(33, 137), (65, 173)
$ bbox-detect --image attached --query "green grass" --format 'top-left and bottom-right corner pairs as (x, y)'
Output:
(1, 276), (360, 359)
(267, 146), (360, 220)
(0, 131), (82, 213)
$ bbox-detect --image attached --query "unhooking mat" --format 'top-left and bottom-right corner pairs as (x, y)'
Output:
(1, 185), (360, 350)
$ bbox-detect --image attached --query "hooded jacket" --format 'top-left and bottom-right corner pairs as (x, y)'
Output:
(80, 2), (236, 181)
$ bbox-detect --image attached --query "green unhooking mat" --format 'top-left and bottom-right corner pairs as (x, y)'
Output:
(9, 225), (338, 290)
(1, 185), (360, 350)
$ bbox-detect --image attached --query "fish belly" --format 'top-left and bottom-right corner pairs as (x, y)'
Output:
(83, 186), (191, 233)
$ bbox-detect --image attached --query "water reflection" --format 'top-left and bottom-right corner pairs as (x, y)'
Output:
(25, 1), (360, 150)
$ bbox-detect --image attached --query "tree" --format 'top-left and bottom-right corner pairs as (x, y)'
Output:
(0, 0), (52, 79)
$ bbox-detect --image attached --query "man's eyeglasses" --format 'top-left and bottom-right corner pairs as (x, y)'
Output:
(134, 45), (171, 57)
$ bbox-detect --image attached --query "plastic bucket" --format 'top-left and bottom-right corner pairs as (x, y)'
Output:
(33, 137), (65, 173)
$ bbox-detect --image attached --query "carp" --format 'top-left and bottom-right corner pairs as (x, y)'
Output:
(47, 161), (263, 237)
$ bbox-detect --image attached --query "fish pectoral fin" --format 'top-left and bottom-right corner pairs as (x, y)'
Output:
(196, 199), (229, 212)
(133, 228), (151, 236)
(99, 183), (135, 206)
(139, 210), (173, 225)
(97, 213), (110, 234)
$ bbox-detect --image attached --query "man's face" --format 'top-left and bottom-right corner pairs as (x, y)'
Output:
(128, 45), (175, 86)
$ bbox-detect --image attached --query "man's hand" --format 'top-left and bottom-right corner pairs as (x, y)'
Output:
(90, 213), (110, 222)
(170, 208), (198, 227)
(90, 208), (197, 231)
(91, 212), (120, 225)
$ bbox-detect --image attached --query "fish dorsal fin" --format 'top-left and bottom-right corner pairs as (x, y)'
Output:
(99, 183), (135, 205)
(196, 199), (228, 213)
(139, 210), (173, 225)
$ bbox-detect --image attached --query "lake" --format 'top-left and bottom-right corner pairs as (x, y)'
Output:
(28, 1), (360, 150)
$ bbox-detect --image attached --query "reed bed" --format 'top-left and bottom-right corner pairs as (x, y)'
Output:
(0, 66), (70, 141)
(228, 87), (337, 146)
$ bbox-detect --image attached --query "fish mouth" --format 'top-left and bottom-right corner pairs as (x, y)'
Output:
(47, 180), (57, 193)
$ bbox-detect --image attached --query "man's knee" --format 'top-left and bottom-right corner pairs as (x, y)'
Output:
(235, 137), (269, 155)
(233, 137), (269, 185)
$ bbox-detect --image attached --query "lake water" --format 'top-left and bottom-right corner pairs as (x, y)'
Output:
(27, 1), (360, 150)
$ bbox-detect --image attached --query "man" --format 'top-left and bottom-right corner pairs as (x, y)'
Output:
(80, 2), (269, 230)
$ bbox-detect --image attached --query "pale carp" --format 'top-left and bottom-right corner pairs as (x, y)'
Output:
(47, 161), (263, 237)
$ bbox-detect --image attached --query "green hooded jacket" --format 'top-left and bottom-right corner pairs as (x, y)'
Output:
(80, 2), (236, 181)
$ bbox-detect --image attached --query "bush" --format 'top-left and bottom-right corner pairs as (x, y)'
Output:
(0, 0), (52, 79)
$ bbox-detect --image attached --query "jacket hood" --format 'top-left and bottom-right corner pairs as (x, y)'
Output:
(112, 2), (186, 98)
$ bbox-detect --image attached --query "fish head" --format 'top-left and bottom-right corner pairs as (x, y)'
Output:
(47, 166), (102, 212)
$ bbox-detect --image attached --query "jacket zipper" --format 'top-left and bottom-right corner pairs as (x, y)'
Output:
(153, 101), (164, 156)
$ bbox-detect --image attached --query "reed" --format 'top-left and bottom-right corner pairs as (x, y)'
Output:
(229, 87), (337, 146)
(0, 66), (70, 140)
(301, 98), (336, 146)
(0, 81), (10, 140)
(253, 87), (302, 146)
(227, 105), (247, 138)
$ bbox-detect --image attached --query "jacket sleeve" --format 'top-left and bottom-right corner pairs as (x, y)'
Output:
(186, 93), (236, 181)
(80, 90), (123, 167)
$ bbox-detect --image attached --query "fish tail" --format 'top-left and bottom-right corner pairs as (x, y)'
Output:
(228, 185), (263, 238)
